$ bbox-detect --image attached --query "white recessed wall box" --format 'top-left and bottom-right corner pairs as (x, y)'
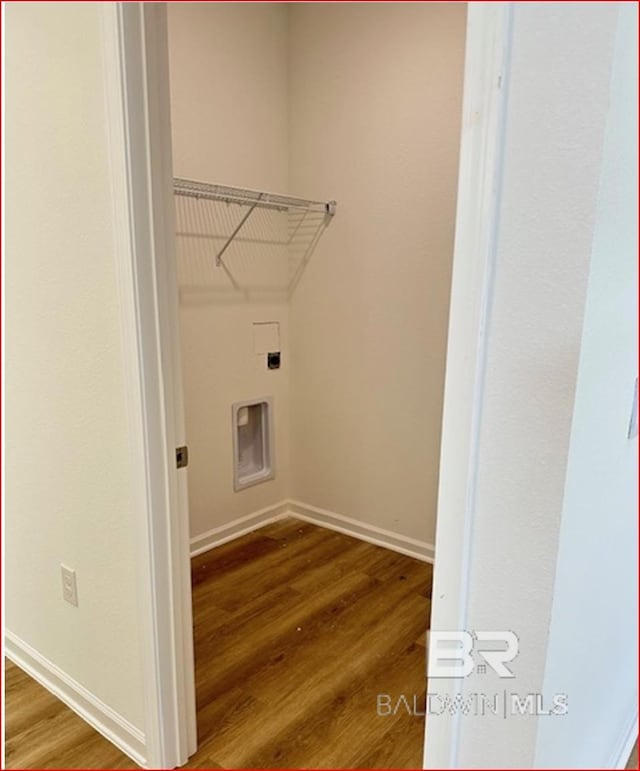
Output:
(232, 397), (275, 491)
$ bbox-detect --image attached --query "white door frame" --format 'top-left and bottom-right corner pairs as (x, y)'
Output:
(422, 3), (512, 767)
(106, 2), (512, 767)
(102, 4), (196, 768)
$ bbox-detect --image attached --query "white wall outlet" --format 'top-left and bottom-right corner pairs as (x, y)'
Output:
(61, 564), (78, 607)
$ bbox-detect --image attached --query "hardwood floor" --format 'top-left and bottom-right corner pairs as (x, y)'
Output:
(4, 660), (134, 769)
(4, 518), (432, 769)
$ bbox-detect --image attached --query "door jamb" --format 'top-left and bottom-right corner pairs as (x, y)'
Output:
(102, 4), (196, 767)
(423, 3), (512, 767)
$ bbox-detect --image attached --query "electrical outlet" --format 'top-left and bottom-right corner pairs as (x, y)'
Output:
(61, 565), (78, 607)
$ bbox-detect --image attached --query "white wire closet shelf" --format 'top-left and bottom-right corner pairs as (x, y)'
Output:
(173, 177), (336, 267)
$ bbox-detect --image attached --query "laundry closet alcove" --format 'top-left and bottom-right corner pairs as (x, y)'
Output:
(167, 3), (466, 767)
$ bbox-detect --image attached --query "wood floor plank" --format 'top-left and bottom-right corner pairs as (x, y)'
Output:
(202, 590), (429, 767)
(193, 582), (300, 645)
(238, 573), (429, 705)
(354, 703), (426, 770)
(192, 525), (354, 613)
(288, 539), (385, 594)
(243, 639), (427, 769)
(195, 570), (379, 705)
(5, 517), (432, 769)
(191, 534), (280, 587)
(3, 661), (135, 770)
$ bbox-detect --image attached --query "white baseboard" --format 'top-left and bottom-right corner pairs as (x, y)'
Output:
(5, 631), (147, 768)
(287, 500), (435, 563)
(612, 709), (638, 768)
(190, 500), (289, 557)
(190, 499), (435, 564)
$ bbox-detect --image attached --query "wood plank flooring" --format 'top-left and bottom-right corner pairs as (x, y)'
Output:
(5, 518), (433, 769)
(189, 519), (432, 769)
(4, 660), (135, 769)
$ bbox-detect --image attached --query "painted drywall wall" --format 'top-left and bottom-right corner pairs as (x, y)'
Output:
(167, 3), (291, 542)
(5, 2), (145, 729)
(287, 3), (467, 545)
(535, 4), (638, 766)
(168, 3), (466, 548)
(426, 4), (622, 768)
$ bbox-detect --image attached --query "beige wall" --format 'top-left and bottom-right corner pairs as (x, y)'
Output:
(288, 3), (467, 543)
(5, 2), (145, 729)
(168, 3), (466, 547)
(167, 3), (291, 540)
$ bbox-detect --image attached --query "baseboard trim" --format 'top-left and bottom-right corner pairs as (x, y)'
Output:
(287, 500), (435, 563)
(5, 631), (147, 768)
(190, 500), (289, 557)
(612, 709), (638, 768)
(190, 499), (435, 563)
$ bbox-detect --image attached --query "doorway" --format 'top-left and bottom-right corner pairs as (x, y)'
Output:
(165, 3), (465, 767)
(113, 2), (511, 767)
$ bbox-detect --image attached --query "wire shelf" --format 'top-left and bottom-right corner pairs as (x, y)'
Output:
(173, 178), (336, 268)
(173, 178), (336, 216)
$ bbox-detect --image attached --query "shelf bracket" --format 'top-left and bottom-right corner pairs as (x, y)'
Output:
(215, 193), (263, 267)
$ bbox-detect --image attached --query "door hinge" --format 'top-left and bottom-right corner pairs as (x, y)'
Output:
(176, 445), (189, 469)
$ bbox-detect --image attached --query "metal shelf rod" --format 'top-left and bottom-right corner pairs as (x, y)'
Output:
(214, 193), (262, 267)
(173, 177), (336, 216)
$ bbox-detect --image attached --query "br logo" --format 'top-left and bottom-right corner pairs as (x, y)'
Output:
(427, 631), (519, 678)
